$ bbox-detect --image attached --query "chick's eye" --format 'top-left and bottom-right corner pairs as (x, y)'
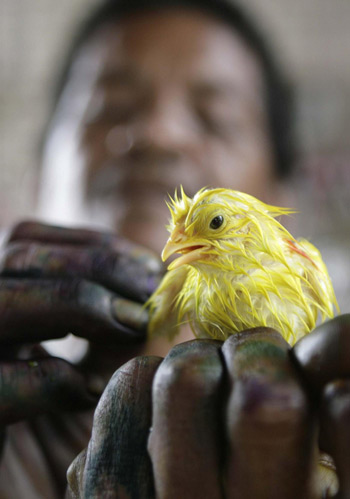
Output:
(210, 215), (224, 229)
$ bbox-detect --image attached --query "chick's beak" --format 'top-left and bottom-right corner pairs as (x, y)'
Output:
(162, 229), (210, 270)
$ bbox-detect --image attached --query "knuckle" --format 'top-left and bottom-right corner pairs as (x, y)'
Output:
(112, 356), (161, 391)
(153, 354), (211, 397)
(228, 377), (308, 429)
(94, 357), (143, 415)
(108, 356), (145, 390)
(95, 356), (156, 421)
(90, 247), (117, 276)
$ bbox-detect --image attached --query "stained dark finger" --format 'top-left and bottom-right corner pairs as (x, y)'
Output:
(7, 221), (113, 246)
(8, 221), (158, 259)
(0, 278), (147, 345)
(320, 380), (350, 498)
(222, 328), (315, 499)
(71, 356), (162, 499)
(148, 340), (224, 499)
(0, 356), (97, 425)
(1, 240), (162, 302)
(292, 314), (350, 392)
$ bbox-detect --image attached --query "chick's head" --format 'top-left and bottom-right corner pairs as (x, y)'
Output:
(163, 187), (291, 271)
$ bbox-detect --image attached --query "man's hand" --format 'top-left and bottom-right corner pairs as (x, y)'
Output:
(292, 314), (350, 498)
(0, 221), (162, 425)
(67, 325), (347, 499)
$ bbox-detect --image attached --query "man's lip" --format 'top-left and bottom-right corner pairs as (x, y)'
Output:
(162, 241), (210, 270)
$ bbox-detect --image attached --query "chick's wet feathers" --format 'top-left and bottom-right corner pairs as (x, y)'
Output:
(147, 187), (338, 345)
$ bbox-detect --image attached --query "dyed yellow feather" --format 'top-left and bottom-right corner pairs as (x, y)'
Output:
(147, 187), (339, 345)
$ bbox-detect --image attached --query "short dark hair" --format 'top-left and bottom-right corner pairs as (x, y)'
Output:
(48, 0), (296, 178)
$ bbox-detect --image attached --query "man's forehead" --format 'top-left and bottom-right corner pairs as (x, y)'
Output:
(73, 8), (264, 95)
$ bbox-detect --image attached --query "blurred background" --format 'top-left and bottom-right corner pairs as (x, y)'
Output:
(1, 0), (350, 309)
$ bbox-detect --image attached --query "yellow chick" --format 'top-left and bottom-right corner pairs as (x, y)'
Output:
(148, 187), (338, 345)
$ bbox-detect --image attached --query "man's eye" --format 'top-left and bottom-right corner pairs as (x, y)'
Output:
(197, 107), (241, 137)
(84, 90), (141, 126)
(94, 104), (136, 124)
(210, 215), (224, 229)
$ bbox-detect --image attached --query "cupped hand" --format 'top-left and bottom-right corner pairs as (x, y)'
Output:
(0, 221), (162, 425)
(67, 325), (345, 499)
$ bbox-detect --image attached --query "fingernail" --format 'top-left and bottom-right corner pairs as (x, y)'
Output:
(145, 256), (163, 273)
(111, 297), (149, 332)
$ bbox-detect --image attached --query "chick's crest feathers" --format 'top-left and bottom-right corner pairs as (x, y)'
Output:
(148, 187), (338, 344)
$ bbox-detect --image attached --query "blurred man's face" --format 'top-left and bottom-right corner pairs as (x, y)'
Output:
(39, 8), (277, 252)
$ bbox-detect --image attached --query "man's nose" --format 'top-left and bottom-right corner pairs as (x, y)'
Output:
(131, 92), (200, 152)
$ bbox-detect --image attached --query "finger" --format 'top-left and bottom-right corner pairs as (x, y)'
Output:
(0, 356), (97, 425)
(7, 220), (112, 246)
(222, 328), (315, 499)
(0, 278), (147, 344)
(292, 314), (350, 393)
(320, 380), (350, 498)
(148, 340), (224, 499)
(73, 356), (162, 499)
(8, 220), (158, 258)
(1, 241), (162, 302)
